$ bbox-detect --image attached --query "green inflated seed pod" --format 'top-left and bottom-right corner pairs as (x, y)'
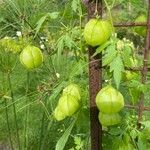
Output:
(20, 45), (43, 69)
(58, 94), (80, 117)
(98, 112), (121, 126)
(96, 85), (124, 114)
(62, 84), (81, 101)
(54, 107), (66, 121)
(84, 19), (112, 47)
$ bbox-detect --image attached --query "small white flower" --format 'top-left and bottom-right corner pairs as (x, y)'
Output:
(40, 44), (45, 49)
(40, 37), (45, 40)
(16, 31), (22, 37)
(56, 73), (60, 78)
(105, 80), (109, 82)
(123, 38), (126, 41)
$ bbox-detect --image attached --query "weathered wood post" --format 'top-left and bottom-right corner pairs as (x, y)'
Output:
(83, 0), (103, 149)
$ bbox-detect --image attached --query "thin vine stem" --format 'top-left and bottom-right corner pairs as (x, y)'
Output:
(39, 100), (51, 119)
(4, 99), (14, 150)
(103, 0), (115, 33)
(95, 0), (98, 15)
(2, 72), (14, 150)
(17, 100), (39, 112)
(24, 71), (30, 150)
(38, 94), (49, 150)
(38, 111), (45, 150)
(40, 117), (54, 150)
(111, 0), (116, 8)
(7, 72), (21, 150)
(78, 0), (85, 60)
(0, 91), (39, 111)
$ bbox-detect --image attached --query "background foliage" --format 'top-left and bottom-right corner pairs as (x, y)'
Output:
(0, 0), (150, 150)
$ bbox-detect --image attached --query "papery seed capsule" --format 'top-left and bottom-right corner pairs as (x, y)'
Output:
(58, 94), (80, 117)
(84, 19), (112, 47)
(98, 112), (121, 126)
(96, 85), (124, 113)
(20, 45), (43, 69)
(62, 84), (81, 101)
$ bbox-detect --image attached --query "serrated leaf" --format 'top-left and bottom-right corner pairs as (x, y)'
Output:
(139, 84), (149, 93)
(64, 35), (74, 49)
(93, 41), (112, 57)
(109, 127), (123, 136)
(71, 0), (78, 12)
(56, 34), (76, 67)
(35, 12), (59, 37)
(140, 121), (150, 129)
(128, 80), (141, 103)
(137, 139), (148, 150)
(48, 81), (67, 105)
(55, 119), (76, 150)
(130, 130), (138, 139)
(35, 15), (47, 37)
(74, 136), (82, 145)
(110, 55), (124, 89)
(56, 36), (65, 66)
(48, 12), (59, 19)
(129, 88), (140, 104)
(122, 45), (132, 67)
(69, 60), (85, 79)
(102, 44), (117, 66)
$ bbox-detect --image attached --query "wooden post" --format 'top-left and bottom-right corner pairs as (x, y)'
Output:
(86, 0), (103, 149)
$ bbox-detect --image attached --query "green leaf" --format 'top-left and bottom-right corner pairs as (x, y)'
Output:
(130, 130), (138, 139)
(108, 127), (123, 136)
(140, 121), (150, 129)
(64, 35), (75, 49)
(139, 84), (149, 93)
(48, 12), (59, 19)
(35, 15), (47, 37)
(35, 12), (59, 37)
(55, 119), (76, 150)
(129, 88), (140, 104)
(56, 36), (65, 66)
(110, 55), (124, 89)
(137, 138), (148, 150)
(71, 0), (78, 12)
(118, 134), (136, 150)
(128, 80), (141, 103)
(93, 41), (112, 57)
(102, 44), (116, 66)
(69, 60), (85, 79)
(48, 81), (67, 105)
(122, 45), (132, 67)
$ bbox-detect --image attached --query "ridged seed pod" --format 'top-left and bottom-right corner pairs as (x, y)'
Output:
(62, 84), (81, 101)
(54, 107), (66, 121)
(20, 45), (43, 69)
(58, 94), (80, 117)
(84, 19), (112, 47)
(96, 86), (124, 114)
(98, 112), (121, 126)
